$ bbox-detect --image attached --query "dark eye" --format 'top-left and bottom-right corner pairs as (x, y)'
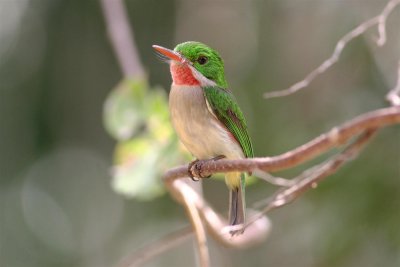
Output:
(197, 56), (208, 65)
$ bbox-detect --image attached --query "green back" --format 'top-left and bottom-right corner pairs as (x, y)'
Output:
(203, 86), (254, 158)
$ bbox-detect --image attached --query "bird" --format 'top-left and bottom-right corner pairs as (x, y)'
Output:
(153, 41), (253, 233)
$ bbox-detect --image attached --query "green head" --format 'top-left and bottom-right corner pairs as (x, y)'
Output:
(153, 41), (228, 88)
(174, 42), (228, 88)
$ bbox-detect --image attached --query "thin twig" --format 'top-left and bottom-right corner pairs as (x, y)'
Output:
(164, 107), (400, 181)
(165, 180), (268, 262)
(252, 169), (295, 187)
(248, 129), (377, 226)
(264, 0), (400, 98)
(100, 0), (145, 78)
(164, 178), (272, 249)
(386, 61), (400, 106)
(160, 76), (400, 267)
(114, 226), (193, 267)
(172, 181), (210, 267)
(377, 0), (400, 46)
(159, 126), (383, 250)
(161, 107), (400, 250)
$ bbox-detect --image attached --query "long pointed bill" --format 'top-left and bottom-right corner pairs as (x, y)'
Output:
(152, 45), (185, 63)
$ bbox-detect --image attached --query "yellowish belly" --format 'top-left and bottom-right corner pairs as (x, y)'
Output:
(169, 85), (243, 159)
(169, 85), (244, 187)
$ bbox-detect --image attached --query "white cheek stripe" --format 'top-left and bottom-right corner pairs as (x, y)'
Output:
(188, 65), (217, 87)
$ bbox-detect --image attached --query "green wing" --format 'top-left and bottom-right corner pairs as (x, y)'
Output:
(202, 86), (254, 158)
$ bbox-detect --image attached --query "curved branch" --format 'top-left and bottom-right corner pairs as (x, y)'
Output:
(264, 0), (400, 98)
(162, 106), (399, 251)
(248, 128), (378, 227)
(164, 106), (400, 181)
(114, 226), (193, 267)
(178, 181), (210, 267)
(164, 179), (271, 249)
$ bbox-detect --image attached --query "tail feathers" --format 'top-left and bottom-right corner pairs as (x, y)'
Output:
(228, 183), (245, 226)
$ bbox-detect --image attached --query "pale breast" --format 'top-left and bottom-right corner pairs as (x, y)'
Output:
(169, 85), (244, 160)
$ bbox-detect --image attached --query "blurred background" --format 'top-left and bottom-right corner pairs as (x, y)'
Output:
(1, 0), (399, 266)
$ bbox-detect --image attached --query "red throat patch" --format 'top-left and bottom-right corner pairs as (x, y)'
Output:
(170, 63), (200, 86)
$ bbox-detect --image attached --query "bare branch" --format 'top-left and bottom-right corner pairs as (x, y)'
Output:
(386, 61), (400, 106)
(158, 128), (377, 255)
(164, 107), (400, 181)
(179, 182), (210, 267)
(163, 174), (272, 248)
(114, 226), (193, 267)
(100, 0), (145, 78)
(249, 129), (377, 227)
(155, 180), (209, 266)
(252, 169), (295, 187)
(377, 0), (400, 46)
(160, 107), (399, 255)
(264, 0), (400, 98)
(157, 97), (399, 267)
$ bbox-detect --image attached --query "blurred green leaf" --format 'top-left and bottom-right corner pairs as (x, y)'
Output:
(104, 78), (188, 200)
(111, 136), (165, 200)
(103, 79), (148, 141)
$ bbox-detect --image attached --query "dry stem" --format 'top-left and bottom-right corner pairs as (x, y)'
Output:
(164, 107), (400, 181)
(249, 129), (378, 226)
(264, 0), (400, 98)
(161, 107), (399, 253)
(115, 226), (193, 267)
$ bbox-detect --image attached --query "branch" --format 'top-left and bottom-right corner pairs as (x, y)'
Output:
(164, 106), (400, 181)
(100, 0), (145, 78)
(165, 180), (271, 250)
(114, 226), (193, 267)
(249, 129), (377, 226)
(176, 181), (210, 267)
(160, 106), (399, 257)
(264, 0), (400, 98)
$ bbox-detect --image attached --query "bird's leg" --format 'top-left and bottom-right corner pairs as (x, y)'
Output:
(188, 155), (226, 181)
(188, 159), (200, 181)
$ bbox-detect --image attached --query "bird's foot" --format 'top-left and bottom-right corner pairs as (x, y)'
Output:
(188, 155), (226, 181)
(221, 224), (245, 236)
(188, 159), (200, 181)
